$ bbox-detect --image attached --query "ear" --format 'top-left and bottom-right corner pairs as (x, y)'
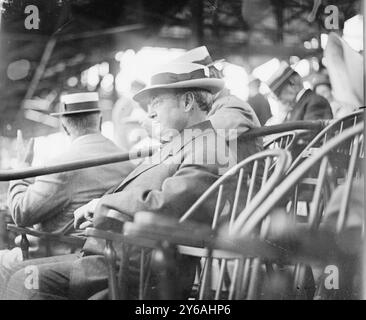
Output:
(182, 92), (195, 112)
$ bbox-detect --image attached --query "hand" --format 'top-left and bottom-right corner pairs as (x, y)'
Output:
(15, 130), (34, 168)
(74, 198), (100, 229)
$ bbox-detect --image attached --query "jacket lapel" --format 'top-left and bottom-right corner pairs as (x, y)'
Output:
(113, 120), (214, 192)
(289, 89), (312, 121)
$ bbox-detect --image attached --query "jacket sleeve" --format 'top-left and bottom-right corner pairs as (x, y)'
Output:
(93, 134), (229, 230)
(7, 171), (70, 227)
(304, 96), (333, 120)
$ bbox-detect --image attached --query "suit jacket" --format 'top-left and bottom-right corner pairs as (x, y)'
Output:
(248, 93), (272, 126)
(208, 91), (263, 163)
(91, 120), (236, 230)
(287, 89), (333, 122)
(79, 121), (236, 299)
(7, 133), (135, 257)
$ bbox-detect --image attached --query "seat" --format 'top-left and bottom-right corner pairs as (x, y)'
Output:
(85, 148), (291, 300)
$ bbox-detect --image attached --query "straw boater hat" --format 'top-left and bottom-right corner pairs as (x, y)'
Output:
(51, 92), (101, 116)
(171, 46), (225, 67)
(267, 62), (300, 96)
(133, 63), (225, 102)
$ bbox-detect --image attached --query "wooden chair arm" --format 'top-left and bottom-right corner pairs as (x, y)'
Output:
(124, 211), (214, 248)
(219, 226), (362, 265)
(86, 211), (215, 248)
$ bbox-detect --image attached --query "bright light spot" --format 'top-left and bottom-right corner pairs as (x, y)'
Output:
(114, 46), (185, 96)
(311, 38), (319, 49)
(252, 58), (280, 82)
(343, 14), (363, 52)
(67, 77), (78, 87)
(294, 59), (310, 77)
(101, 73), (114, 92)
(101, 121), (114, 141)
(115, 72), (131, 95)
(222, 63), (248, 101)
(98, 62), (109, 77)
(320, 33), (328, 49)
(304, 41), (312, 50)
(7, 59), (30, 80)
(289, 56), (300, 65)
(81, 70), (88, 86)
(120, 49), (136, 66)
(115, 51), (124, 61)
(32, 133), (71, 166)
(303, 81), (312, 90)
(87, 65), (100, 87)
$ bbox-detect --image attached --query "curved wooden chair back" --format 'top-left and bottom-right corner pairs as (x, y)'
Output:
(229, 122), (364, 299)
(289, 109), (364, 173)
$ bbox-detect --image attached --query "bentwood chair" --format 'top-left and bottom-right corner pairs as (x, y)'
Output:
(288, 108), (364, 172)
(276, 109), (365, 226)
(85, 148), (291, 300)
(226, 122), (364, 300)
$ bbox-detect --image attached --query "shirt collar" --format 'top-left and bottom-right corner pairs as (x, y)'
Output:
(296, 88), (307, 102)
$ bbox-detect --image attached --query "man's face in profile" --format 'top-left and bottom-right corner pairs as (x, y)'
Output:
(315, 84), (332, 101)
(147, 91), (188, 142)
(278, 82), (298, 108)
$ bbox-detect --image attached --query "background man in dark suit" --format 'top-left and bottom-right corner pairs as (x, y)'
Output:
(247, 77), (272, 126)
(267, 63), (333, 122)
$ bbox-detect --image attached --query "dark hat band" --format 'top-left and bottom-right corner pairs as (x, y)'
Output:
(269, 67), (297, 93)
(62, 101), (100, 114)
(192, 56), (213, 66)
(151, 69), (208, 86)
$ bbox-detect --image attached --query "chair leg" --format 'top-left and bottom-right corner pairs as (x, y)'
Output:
(199, 251), (213, 300)
(214, 259), (227, 300)
(152, 242), (180, 299)
(293, 264), (315, 300)
(231, 258), (244, 300)
(20, 233), (30, 260)
(247, 258), (262, 300)
(105, 240), (119, 300)
(239, 258), (251, 299)
(117, 243), (130, 299)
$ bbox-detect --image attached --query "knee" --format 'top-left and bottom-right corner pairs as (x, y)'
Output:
(4, 265), (39, 300)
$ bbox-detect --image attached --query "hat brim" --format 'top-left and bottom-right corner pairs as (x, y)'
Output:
(50, 108), (102, 116)
(207, 59), (225, 67)
(267, 68), (298, 95)
(133, 78), (225, 102)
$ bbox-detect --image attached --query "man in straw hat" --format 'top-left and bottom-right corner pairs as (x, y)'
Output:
(1, 63), (237, 299)
(1, 92), (134, 269)
(172, 46), (263, 162)
(267, 62), (333, 122)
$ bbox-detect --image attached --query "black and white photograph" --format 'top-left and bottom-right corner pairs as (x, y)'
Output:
(0, 0), (364, 304)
